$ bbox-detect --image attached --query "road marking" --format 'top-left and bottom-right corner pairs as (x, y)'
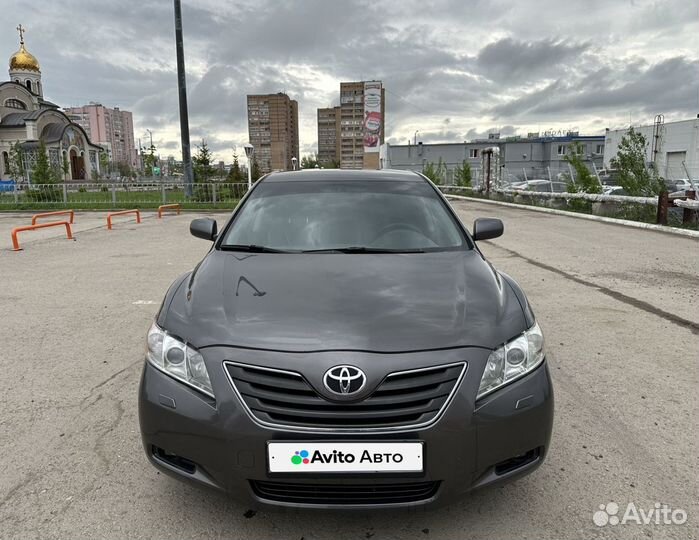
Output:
(132, 300), (157, 305)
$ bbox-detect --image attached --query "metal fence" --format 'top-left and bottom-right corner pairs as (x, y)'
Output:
(438, 185), (698, 229)
(0, 182), (249, 208)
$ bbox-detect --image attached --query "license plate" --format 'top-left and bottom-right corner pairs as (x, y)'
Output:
(267, 442), (423, 473)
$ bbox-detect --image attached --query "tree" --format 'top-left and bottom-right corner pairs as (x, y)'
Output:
(192, 139), (216, 183)
(322, 159), (341, 169)
(453, 160), (472, 187)
(7, 141), (25, 182)
(143, 144), (157, 177)
(227, 152), (245, 183)
(98, 151), (110, 178)
(610, 127), (665, 196)
(251, 155), (262, 181)
(116, 162), (133, 178)
(562, 142), (601, 194)
(422, 158), (446, 185)
(301, 154), (319, 169)
(31, 140), (60, 184)
(25, 140), (62, 201)
(62, 152), (70, 180)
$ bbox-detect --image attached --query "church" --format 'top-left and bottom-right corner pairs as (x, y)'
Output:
(0, 25), (102, 182)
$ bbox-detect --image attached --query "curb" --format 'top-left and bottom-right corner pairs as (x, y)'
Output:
(444, 194), (699, 239)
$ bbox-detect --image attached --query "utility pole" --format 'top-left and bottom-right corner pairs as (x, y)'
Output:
(174, 0), (194, 197)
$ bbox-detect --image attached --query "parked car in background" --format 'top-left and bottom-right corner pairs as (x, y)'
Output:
(669, 179), (694, 193)
(510, 179), (568, 193)
(602, 185), (628, 196)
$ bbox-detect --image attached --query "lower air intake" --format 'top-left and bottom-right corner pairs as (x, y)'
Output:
(250, 480), (440, 505)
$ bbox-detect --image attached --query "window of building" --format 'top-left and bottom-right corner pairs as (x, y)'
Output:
(4, 98), (27, 110)
(595, 144), (604, 154)
(25, 80), (32, 92)
(557, 144), (565, 156)
(577, 144), (586, 155)
(469, 149), (479, 158)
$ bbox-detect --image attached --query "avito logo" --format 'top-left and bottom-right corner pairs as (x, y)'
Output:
(291, 448), (404, 465)
(291, 449), (310, 465)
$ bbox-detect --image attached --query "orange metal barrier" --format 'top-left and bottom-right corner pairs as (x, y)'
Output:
(11, 221), (73, 251)
(107, 209), (141, 230)
(31, 209), (75, 226)
(158, 203), (181, 218)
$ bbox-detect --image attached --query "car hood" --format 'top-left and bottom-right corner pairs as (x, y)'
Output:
(161, 250), (527, 353)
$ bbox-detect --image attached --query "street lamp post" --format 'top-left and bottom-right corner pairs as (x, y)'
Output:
(243, 143), (254, 190)
(174, 0), (194, 197)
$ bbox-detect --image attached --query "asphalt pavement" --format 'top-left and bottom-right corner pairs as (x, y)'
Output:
(0, 202), (697, 539)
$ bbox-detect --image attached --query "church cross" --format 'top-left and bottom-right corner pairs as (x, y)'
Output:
(16, 24), (25, 44)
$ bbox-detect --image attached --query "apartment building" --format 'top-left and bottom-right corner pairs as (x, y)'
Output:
(63, 103), (138, 168)
(247, 92), (299, 173)
(317, 106), (340, 166)
(315, 81), (385, 169)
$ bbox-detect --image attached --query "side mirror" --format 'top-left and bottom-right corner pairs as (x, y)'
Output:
(190, 218), (217, 241)
(472, 218), (503, 241)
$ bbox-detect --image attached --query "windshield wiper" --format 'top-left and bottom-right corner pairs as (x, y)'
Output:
(301, 246), (425, 254)
(220, 244), (289, 253)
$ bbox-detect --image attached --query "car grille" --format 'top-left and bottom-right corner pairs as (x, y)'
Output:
(250, 480), (440, 505)
(224, 361), (466, 431)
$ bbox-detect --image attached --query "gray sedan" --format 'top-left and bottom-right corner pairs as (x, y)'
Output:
(138, 169), (554, 509)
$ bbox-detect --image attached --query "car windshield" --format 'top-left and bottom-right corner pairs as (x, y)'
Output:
(220, 180), (468, 252)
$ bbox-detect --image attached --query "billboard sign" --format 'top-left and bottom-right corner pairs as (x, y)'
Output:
(363, 81), (382, 153)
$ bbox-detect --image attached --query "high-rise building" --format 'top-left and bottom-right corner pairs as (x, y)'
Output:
(247, 92), (299, 173)
(337, 81), (385, 169)
(317, 106), (340, 167)
(63, 103), (138, 169)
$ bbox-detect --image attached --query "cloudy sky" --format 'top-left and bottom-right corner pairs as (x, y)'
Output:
(2, 0), (698, 161)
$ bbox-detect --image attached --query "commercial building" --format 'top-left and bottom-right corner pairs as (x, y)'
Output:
(381, 132), (605, 185)
(500, 132), (605, 182)
(247, 92), (299, 173)
(603, 117), (699, 182)
(317, 81), (385, 169)
(64, 103), (138, 170)
(317, 106), (340, 167)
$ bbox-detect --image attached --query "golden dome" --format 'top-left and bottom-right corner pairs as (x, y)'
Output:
(10, 43), (40, 72)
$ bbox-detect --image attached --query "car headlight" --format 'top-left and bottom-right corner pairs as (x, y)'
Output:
(477, 322), (545, 400)
(146, 322), (214, 398)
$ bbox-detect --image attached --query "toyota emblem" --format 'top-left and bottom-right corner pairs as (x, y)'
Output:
(323, 365), (366, 395)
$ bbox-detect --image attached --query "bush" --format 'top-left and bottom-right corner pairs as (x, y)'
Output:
(78, 186), (87, 193)
(566, 198), (593, 213)
(192, 183), (213, 202)
(24, 186), (62, 202)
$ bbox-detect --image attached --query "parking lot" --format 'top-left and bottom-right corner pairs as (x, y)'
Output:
(1, 201), (697, 539)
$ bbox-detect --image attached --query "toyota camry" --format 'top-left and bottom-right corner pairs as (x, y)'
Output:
(138, 169), (554, 509)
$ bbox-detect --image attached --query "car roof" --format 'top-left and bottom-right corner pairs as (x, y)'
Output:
(262, 169), (425, 183)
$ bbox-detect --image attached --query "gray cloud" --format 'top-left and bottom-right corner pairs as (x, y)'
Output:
(476, 38), (591, 82)
(2, 0), (697, 159)
(488, 56), (699, 119)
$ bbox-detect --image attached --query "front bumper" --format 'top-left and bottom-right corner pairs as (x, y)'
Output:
(138, 346), (554, 509)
